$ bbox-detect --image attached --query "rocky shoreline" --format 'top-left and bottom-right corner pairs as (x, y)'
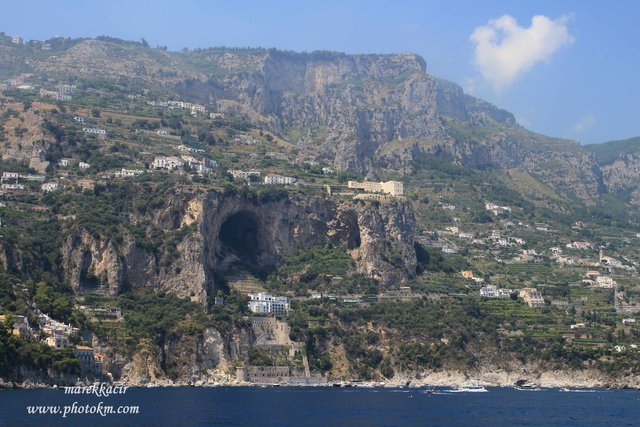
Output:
(3, 368), (640, 390)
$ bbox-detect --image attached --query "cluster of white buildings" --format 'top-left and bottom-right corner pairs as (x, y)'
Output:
(247, 293), (290, 316)
(181, 155), (216, 173)
(566, 241), (592, 250)
(147, 100), (207, 116)
(41, 182), (60, 192)
(485, 202), (512, 216)
(480, 285), (513, 299)
(37, 310), (78, 350)
(153, 156), (183, 170)
(0, 172), (48, 191)
(39, 88), (72, 101)
(153, 155), (215, 173)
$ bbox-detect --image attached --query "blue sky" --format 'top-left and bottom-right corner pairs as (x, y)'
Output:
(2, 0), (638, 144)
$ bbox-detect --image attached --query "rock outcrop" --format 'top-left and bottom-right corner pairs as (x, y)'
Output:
(58, 190), (416, 303)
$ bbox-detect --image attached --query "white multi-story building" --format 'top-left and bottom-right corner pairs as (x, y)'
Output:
(480, 285), (513, 299)
(248, 293), (290, 316)
(264, 174), (296, 185)
(83, 127), (106, 135)
(79, 162), (90, 169)
(153, 156), (184, 170)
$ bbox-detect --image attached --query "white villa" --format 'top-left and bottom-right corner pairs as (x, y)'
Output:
(247, 293), (290, 316)
(264, 174), (296, 185)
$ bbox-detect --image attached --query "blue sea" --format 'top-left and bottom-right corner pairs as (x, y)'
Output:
(1, 386), (639, 426)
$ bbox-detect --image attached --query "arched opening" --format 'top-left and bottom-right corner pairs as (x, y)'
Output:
(216, 211), (272, 278)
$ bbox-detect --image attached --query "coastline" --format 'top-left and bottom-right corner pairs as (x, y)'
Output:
(3, 368), (640, 390)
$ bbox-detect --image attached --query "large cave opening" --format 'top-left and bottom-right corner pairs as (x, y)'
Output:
(216, 210), (272, 278)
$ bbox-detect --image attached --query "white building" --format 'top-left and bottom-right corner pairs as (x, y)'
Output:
(247, 293), (290, 316)
(79, 162), (90, 169)
(191, 104), (206, 114)
(348, 180), (403, 196)
(83, 127), (106, 135)
(153, 156), (184, 170)
(1, 172), (19, 183)
(228, 169), (261, 180)
(485, 202), (512, 215)
(58, 158), (72, 167)
(264, 174), (296, 185)
(73, 116), (85, 124)
(1, 183), (24, 190)
(41, 182), (59, 192)
(322, 167), (335, 175)
(595, 276), (616, 289)
(115, 169), (144, 178)
(480, 285), (513, 299)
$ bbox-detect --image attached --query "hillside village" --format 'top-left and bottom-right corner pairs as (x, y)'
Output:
(2, 34), (640, 387)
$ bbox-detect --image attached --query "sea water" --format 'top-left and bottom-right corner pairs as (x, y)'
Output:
(1, 386), (638, 426)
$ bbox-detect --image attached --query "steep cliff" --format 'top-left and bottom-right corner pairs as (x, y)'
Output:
(58, 189), (416, 303)
(175, 48), (603, 201)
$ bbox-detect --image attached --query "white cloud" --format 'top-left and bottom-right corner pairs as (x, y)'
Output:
(463, 77), (479, 95)
(470, 14), (574, 91)
(573, 114), (595, 133)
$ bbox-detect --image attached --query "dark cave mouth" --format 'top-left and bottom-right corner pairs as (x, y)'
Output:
(216, 211), (276, 279)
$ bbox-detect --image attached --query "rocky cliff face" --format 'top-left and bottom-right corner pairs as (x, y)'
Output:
(172, 49), (604, 201)
(0, 103), (54, 173)
(599, 153), (640, 205)
(58, 190), (416, 304)
(5, 39), (612, 201)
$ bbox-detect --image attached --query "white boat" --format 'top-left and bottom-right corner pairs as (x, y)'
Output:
(515, 383), (541, 391)
(449, 385), (488, 393)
